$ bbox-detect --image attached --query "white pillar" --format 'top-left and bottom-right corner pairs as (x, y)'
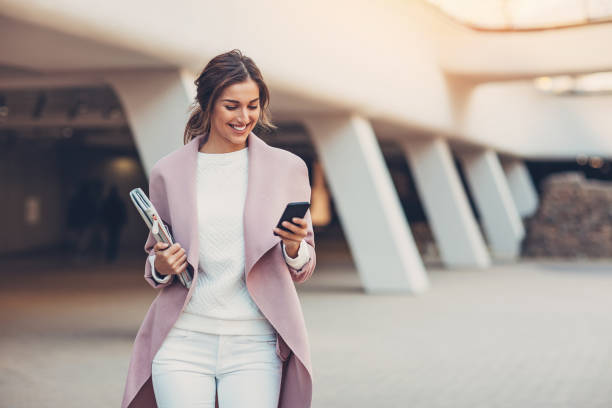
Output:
(303, 115), (429, 294)
(502, 159), (539, 218)
(403, 139), (490, 268)
(459, 149), (525, 259)
(105, 69), (196, 175)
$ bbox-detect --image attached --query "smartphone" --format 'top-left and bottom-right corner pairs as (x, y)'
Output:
(273, 202), (310, 236)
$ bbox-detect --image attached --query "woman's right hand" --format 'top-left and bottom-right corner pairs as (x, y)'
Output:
(153, 242), (188, 276)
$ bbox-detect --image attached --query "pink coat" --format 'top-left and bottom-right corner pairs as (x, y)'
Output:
(121, 133), (316, 408)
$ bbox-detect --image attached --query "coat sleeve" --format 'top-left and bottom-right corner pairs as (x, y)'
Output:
(286, 160), (316, 284)
(143, 166), (175, 290)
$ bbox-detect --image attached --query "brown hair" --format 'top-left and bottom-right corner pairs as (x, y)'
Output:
(183, 49), (275, 144)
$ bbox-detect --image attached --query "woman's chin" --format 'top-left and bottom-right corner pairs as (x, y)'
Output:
(228, 130), (249, 142)
(223, 133), (248, 147)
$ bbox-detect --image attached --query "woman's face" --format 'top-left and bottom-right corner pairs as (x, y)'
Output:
(209, 78), (261, 151)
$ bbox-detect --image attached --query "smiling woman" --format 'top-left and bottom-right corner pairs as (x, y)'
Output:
(122, 49), (316, 408)
(183, 49), (275, 146)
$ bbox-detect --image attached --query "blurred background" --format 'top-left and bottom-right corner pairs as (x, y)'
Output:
(1, 0), (612, 407)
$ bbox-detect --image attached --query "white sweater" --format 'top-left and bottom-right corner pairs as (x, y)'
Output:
(150, 146), (310, 335)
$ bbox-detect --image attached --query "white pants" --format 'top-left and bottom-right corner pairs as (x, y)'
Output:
(152, 327), (283, 408)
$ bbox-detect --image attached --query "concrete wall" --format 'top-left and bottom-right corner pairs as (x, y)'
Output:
(462, 81), (612, 159)
(3, 1), (612, 160)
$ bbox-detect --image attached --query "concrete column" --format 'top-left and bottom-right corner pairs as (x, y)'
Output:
(105, 69), (196, 175)
(303, 115), (429, 294)
(403, 139), (490, 268)
(502, 159), (539, 218)
(459, 149), (525, 259)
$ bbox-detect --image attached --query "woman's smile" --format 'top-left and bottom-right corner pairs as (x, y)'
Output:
(228, 122), (250, 133)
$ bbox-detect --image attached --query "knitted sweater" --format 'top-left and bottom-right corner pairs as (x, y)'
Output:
(150, 146), (310, 335)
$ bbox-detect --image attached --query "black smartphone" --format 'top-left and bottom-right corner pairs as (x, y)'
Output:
(273, 202), (310, 236)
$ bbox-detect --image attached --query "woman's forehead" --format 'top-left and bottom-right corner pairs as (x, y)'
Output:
(220, 79), (259, 102)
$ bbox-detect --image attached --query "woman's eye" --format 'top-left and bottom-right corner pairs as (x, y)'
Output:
(248, 105), (258, 110)
(225, 106), (237, 110)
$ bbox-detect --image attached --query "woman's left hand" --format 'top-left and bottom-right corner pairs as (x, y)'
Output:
(273, 217), (308, 258)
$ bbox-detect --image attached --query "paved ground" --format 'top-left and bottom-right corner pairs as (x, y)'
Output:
(2, 248), (612, 407)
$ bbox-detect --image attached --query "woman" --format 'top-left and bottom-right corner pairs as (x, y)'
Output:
(121, 50), (316, 408)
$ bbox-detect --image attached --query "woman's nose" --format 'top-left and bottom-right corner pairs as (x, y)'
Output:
(237, 108), (249, 123)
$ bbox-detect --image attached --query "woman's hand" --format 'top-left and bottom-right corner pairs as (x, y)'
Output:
(273, 217), (308, 258)
(153, 242), (188, 276)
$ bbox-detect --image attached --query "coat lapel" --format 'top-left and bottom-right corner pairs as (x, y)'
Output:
(244, 133), (282, 277)
(170, 136), (202, 275)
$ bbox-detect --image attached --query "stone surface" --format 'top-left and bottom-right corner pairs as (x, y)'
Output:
(2, 249), (612, 407)
(523, 172), (612, 258)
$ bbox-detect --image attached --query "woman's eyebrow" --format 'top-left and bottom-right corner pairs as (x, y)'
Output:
(221, 98), (260, 103)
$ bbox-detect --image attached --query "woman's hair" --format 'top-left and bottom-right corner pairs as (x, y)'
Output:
(183, 49), (275, 144)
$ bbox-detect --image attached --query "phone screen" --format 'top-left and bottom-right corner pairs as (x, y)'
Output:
(274, 202), (310, 236)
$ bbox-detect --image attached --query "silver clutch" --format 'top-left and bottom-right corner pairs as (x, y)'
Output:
(129, 188), (193, 288)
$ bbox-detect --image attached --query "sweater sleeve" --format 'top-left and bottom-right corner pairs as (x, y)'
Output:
(282, 239), (311, 270)
(284, 159), (316, 284)
(148, 254), (172, 284)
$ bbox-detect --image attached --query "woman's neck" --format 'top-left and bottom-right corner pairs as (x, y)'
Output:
(199, 132), (247, 154)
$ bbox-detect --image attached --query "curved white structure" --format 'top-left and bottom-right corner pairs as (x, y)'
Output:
(1, 0), (610, 291)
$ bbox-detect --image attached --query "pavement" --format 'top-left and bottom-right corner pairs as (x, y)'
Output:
(2, 247), (612, 408)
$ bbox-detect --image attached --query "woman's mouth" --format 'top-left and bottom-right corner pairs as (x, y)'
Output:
(229, 123), (248, 132)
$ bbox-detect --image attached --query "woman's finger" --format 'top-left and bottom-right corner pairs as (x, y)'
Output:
(175, 261), (188, 274)
(291, 217), (308, 227)
(281, 221), (307, 235)
(275, 228), (304, 242)
(173, 254), (187, 270)
(154, 242), (169, 252)
(277, 225), (306, 239)
(167, 243), (182, 255)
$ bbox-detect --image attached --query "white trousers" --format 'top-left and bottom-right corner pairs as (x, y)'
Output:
(152, 327), (283, 408)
